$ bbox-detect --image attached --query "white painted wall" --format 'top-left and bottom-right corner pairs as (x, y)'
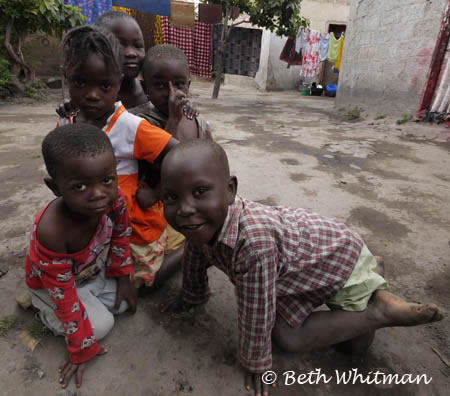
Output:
(337, 0), (447, 115)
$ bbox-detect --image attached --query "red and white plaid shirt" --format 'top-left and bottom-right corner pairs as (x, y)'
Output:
(181, 195), (363, 373)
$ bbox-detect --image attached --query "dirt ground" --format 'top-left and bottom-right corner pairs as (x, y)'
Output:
(0, 80), (449, 396)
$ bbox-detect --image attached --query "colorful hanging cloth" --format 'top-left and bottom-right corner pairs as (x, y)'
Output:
(212, 24), (263, 77)
(334, 34), (345, 70)
(295, 27), (309, 54)
(154, 15), (164, 45)
(198, 3), (222, 24)
(161, 17), (211, 78)
(111, 6), (136, 16)
(64, 0), (112, 24)
(170, 1), (195, 29)
(280, 38), (302, 66)
(135, 12), (157, 50)
(327, 32), (342, 63)
(112, 0), (170, 16)
(301, 29), (321, 77)
(319, 33), (330, 61)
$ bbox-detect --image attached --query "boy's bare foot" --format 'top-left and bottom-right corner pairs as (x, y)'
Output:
(370, 290), (444, 328)
(374, 256), (385, 278)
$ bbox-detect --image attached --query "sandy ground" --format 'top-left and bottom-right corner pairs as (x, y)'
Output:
(0, 80), (449, 396)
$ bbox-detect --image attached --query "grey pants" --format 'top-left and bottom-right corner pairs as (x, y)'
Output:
(29, 268), (128, 341)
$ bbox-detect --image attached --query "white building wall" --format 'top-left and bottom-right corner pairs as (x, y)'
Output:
(336, 0), (447, 115)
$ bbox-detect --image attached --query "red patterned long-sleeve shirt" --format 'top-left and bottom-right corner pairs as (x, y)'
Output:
(25, 190), (133, 364)
(181, 195), (363, 373)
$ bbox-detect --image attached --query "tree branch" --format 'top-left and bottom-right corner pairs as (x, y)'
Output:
(232, 20), (250, 27)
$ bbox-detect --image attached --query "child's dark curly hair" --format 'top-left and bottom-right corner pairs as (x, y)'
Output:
(42, 123), (114, 178)
(63, 24), (123, 76)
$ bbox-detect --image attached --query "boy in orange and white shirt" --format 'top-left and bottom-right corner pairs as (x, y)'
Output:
(59, 25), (183, 288)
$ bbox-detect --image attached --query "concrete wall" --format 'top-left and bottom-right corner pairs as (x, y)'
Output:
(256, 0), (351, 90)
(336, 0), (447, 116)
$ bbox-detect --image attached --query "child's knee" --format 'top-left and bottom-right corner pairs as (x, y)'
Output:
(272, 316), (305, 352)
(90, 309), (115, 341)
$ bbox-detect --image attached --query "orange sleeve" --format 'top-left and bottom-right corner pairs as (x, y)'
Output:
(133, 120), (171, 164)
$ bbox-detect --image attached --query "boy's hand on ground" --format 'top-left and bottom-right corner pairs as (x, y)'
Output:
(115, 275), (137, 314)
(58, 347), (108, 389)
(56, 99), (78, 118)
(160, 291), (195, 314)
(168, 81), (189, 121)
(136, 181), (160, 209)
(244, 370), (276, 396)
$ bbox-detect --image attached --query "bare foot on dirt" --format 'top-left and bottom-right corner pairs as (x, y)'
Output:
(374, 256), (385, 278)
(370, 290), (444, 328)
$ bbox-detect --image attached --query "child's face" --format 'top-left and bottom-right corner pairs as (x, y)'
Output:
(48, 151), (118, 219)
(66, 53), (121, 125)
(161, 148), (237, 246)
(143, 59), (190, 116)
(111, 18), (145, 79)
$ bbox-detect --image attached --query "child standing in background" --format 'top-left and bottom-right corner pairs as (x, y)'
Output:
(59, 25), (181, 289)
(25, 124), (135, 389)
(130, 44), (213, 288)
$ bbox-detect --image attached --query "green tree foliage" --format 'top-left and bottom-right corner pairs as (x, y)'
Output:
(0, 0), (86, 94)
(201, 0), (308, 98)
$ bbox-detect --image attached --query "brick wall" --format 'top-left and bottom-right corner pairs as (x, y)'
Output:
(336, 0), (448, 115)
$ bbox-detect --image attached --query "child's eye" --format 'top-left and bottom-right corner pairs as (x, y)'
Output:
(101, 81), (112, 90)
(193, 187), (208, 197)
(155, 82), (166, 89)
(163, 192), (178, 202)
(175, 81), (186, 89)
(74, 184), (86, 192)
(73, 80), (85, 88)
(103, 177), (113, 185)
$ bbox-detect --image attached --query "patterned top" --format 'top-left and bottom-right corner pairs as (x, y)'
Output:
(181, 195), (363, 373)
(25, 190), (133, 364)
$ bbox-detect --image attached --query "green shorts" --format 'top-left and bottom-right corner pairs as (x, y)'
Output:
(327, 244), (388, 312)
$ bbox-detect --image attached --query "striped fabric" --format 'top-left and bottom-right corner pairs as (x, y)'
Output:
(161, 16), (212, 78)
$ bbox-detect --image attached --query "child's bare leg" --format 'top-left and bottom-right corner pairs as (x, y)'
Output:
(374, 256), (385, 278)
(151, 246), (184, 289)
(333, 255), (383, 355)
(272, 291), (443, 354)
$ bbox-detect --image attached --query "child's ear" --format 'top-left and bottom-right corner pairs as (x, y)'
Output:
(44, 177), (61, 197)
(227, 176), (238, 205)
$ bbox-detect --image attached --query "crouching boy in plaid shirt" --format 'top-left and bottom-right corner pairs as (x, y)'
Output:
(159, 139), (444, 396)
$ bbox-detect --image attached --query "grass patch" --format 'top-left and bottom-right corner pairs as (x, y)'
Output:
(396, 113), (412, 125)
(26, 321), (50, 339)
(345, 107), (363, 120)
(0, 315), (18, 336)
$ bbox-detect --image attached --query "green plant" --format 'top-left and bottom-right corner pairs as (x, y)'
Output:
(26, 321), (50, 339)
(396, 113), (411, 125)
(375, 114), (386, 120)
(0, 315), (18, 336)
(0, 0), (86, 93)
(345, 107), (363, 121)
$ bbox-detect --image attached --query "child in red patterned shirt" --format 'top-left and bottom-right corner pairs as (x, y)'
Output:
(160, 139), (444, 396)
(24, 124), (136, 390)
